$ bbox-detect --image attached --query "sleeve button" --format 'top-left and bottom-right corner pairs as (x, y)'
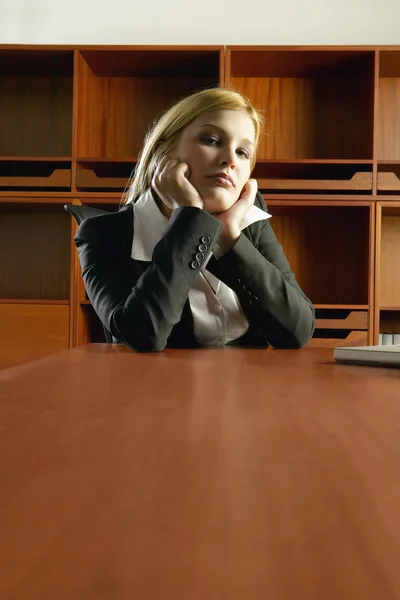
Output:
(195, 252), (204, 261)
(201, 235), (211, 244)
(190, 260), (200, 269)
(198, 243), (207, 253)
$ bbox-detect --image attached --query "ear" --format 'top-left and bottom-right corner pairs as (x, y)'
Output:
(153, 141), (163, 156)
(154, 142), (174, 165)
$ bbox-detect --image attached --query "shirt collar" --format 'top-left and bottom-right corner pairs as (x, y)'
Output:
(131, 188), (168, 261)
(131, 188), (271, 262)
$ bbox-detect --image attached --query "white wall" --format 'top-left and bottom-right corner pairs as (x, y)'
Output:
(1, 0), (400, 45)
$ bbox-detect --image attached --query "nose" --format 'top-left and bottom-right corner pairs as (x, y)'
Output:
(219, 145), (236, 169)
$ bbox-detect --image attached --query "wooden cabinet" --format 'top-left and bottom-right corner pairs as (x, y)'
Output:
(0, 46), (223, 368)
(227, 48), (375, 158)
(226, 46), (398, 347)
(375, 202), (400, 345)
(264, 201), (374, 347)
(1, 44), (400, 367)
(0, 200), (71, 368)
(377, 51), (400, 194)
(0, 303), (69, 370)
(0, 50), (73, 193)
(74, 48), (222, 191)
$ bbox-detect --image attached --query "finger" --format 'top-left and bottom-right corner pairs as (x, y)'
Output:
(158, 154), (178, 173)
(246, 178), (258, 197)
(153, 154), (168, 181)
(173, 161), (191, 179)
(240, 178), (258, 203)
(153, 155), (178, 183)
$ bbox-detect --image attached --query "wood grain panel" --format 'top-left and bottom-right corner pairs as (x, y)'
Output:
(257, 172), (372, 191)
(229, 49), (374, 78)
(379, 311), (400, 334)
(232, 77), (316, 159)
(269, 207), (370, 305)
(316, 71), (374, 159)
(76, 56), (216, 158)
(0, 303), (69, 369)
(79, 49), (221, 77)
(0, 76), (73, 157)
(379, 51), (400, 78)
(232, 65), (373, 160)
(2, 345), (400, 599)
(307, 331), (368, 348)
(0, 207), (70, 299)
(315, 311), (368, 329)
(377, 170), (400, 190)
(0, 169), (71, 189)
(378, 78), (400, 160)
(75, 163), (132, 190)
(0, 49), (72, 76)
(379, 216), (400, 306)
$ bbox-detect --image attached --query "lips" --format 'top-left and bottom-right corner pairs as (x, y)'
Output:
(207, 172), (235, 187)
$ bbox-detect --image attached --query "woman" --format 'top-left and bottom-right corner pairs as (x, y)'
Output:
(74, 87), (315, 352)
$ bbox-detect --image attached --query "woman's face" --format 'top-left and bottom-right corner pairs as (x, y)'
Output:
(170, 109), (256, 214)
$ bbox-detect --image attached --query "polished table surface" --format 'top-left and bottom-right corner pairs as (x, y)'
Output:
(1, 345), (400, 600)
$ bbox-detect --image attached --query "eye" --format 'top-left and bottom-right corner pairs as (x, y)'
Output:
(200, 134), (220, 146)
(237, 148), (250, 159)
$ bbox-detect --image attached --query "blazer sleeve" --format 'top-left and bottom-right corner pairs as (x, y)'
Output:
(206, 195), (315, 349)
(74, 206), (221, 352)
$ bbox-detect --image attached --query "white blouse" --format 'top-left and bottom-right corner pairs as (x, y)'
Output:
(131, 189), (271, 347)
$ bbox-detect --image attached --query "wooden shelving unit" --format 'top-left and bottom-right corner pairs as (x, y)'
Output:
(264, 200), (374, 347)
(375, 202), (400, 344)
(1, 44), (400, 368)
(374, 49), (400, 345)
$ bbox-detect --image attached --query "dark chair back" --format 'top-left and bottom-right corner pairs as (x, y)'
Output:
(64, 203), (113, 343)
(64, 204), (110, 224)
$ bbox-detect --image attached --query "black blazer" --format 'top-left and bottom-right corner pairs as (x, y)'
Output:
(74, 192), (315, 352)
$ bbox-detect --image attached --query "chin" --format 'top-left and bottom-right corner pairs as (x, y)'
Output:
(201, 189), (238, 214)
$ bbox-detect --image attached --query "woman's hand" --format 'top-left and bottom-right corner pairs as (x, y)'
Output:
(152, 155), (203, 212)
(214, 178), (258, 252)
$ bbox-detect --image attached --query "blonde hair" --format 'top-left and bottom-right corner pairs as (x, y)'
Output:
(123, 87), (263, 204)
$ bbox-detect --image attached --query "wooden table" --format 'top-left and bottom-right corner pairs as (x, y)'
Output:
(1, 345), (400, 600)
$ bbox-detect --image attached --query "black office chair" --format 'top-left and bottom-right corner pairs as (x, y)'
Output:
(64, 203), (110, 224)
(64, 203), (114, 343)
